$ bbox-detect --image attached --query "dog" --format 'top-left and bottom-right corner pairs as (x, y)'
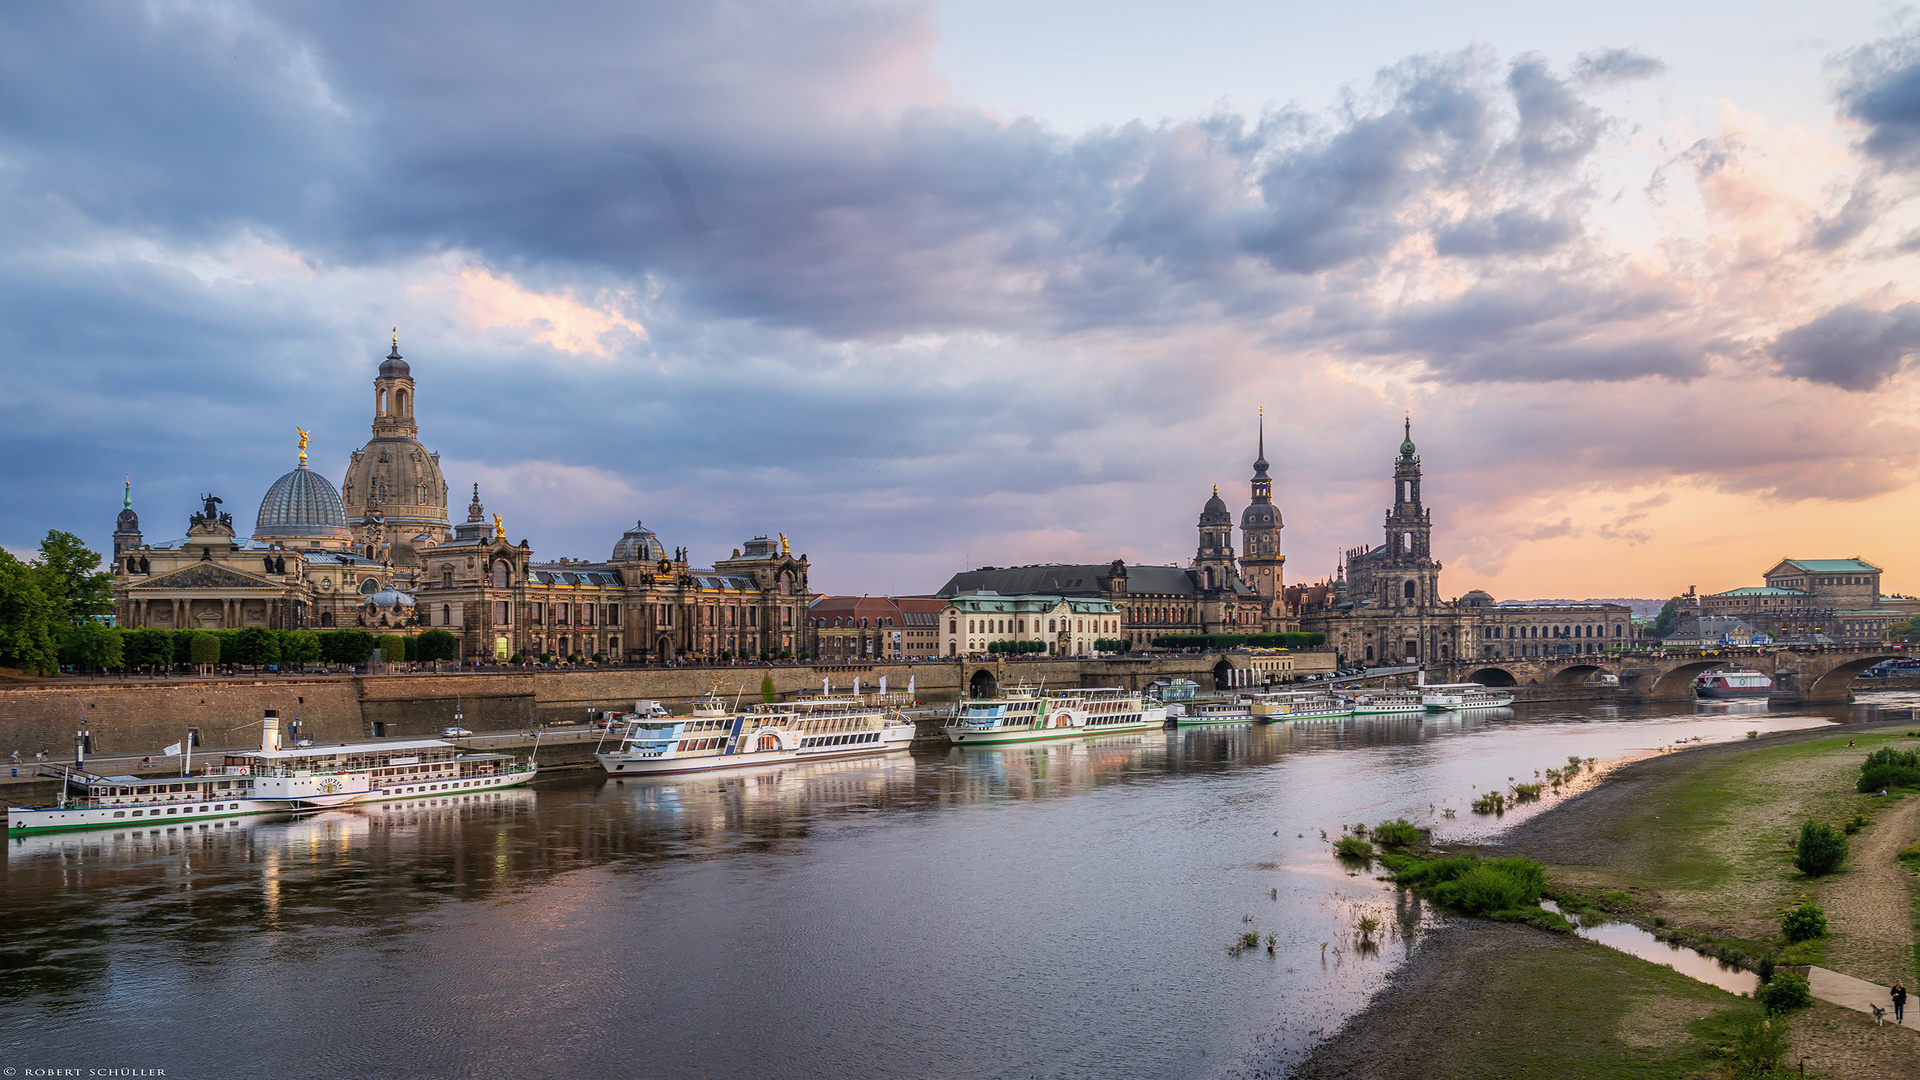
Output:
(1872, 1005), (1887, 1026)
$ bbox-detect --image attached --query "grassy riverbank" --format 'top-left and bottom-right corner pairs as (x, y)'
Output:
(1294, 722), (1920, 1080)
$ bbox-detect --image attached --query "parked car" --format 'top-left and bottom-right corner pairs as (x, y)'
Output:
(441, 726), (473, 738)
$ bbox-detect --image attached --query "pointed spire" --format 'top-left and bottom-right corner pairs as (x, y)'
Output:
(467, 482), (485, 523)
(389, 327), (401, 360)
(123, 473), (132, 509)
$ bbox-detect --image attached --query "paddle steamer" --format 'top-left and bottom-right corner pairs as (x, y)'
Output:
(597, 697), (914, 776)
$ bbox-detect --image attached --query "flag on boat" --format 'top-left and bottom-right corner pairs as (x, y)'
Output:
(880, 676), (887, 695)
(163, 742), (183, 757)
(907, 675), (915, 696)
(853, 677), (861, 696)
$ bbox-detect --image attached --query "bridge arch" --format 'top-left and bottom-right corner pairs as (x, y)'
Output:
(1467, 667), (1517, 687)
(1213, 659), (1235, 690)
(1648, 661), (1741, 700)
(1549, 664), (1605, 687)
(1805, 652), (1909, 703)
(969, 668), (999, 699)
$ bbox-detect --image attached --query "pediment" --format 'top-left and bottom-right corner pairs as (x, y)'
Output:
(138, 563), (279, 591)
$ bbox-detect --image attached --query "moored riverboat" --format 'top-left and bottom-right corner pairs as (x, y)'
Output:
(9, 710), (537, 836)
(1045, 687), (1168, 733)
(1420, 683), (1515, 711)
(1694, 669), (1773, 698)
(1339, 689), (1425, 715)
(942, 686), (1090, 745)
(1248, 690), (1352, 721)
(1169, 698), (1257, 726)
(597, 697), (913, 776)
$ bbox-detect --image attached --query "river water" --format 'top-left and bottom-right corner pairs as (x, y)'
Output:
(6, 695), (1919, 1080)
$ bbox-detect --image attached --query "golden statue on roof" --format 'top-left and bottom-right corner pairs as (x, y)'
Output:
(296, 427), (310, 463)
(779, 532), (789, 556)
(492, 513), (505, 540)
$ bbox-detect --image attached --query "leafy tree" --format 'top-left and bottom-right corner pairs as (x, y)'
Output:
(124, 627), (173, 672)
(216, 629), (243, 665)
(1652, 597), (1686, 638)
(416, 629), (460, 663)
(232, 626), (281, 669)
(1888, 618), (1920, 643)
(0, 549), (59, 674)
(188, 632), (222, 668)
(59, 623), (124, 672)
(402, 635), (419, 662)
(1793, 821), (1848, 876)
(35, 530), (112, 626)
(374, 634), (408, 663)
(280, 630), (321, 668)
(1781, 901), (1827, 943)
(761, 673), (777, 703)
(321, 629), (376, 665)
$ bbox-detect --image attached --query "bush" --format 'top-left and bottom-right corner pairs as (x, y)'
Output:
(123, 627), (173, 671)
(1333, 836), (1374, 859)
(1858, 764), (1920, 792)
(1372, 818), (1421, 847)
(1432, 858), (1548, 914)
(1756, 971), (1813, 1014)
(280, 629), (321, 667)
(1793, 821), (1848, 876)
(1781, 901), (1827, 943)
(1865, 746), (1920, 770)
(373, 634), (408, 664)
(1728, 1012), (1791, 1072)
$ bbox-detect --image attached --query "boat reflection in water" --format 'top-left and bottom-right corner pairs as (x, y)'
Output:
(6, 808), (302, 863)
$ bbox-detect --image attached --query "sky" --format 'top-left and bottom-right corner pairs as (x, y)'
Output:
(5, 0), (1920, 601)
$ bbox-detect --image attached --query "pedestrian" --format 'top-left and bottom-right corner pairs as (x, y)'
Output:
(1894, 981), (1907, 1025)
(8, 750), (17, 765)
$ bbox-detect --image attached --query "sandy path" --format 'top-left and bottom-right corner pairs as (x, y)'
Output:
(1820, 793), (1920, 986)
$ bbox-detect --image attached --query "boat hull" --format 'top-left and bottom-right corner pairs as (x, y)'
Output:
(1695, 687), (1773, 698)
(598, 744), (902, 776)
(9, 798), (291, 836)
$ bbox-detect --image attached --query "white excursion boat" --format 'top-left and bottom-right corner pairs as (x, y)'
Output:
(597, 697), (914, 776)
(1419, 683), (1516, 711)
(1340, 689), (1426, 715)
(1248, 690), (1352, 721)
(1694, 669), (1774, 698)
(1169, 698), (1256, 726)
(1046, 687), (1169, 734)
(943, 687), (1090, 745)
(8, 710), (538, 836)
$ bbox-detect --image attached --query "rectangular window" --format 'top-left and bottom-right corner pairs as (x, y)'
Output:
(531, 602), (543, 625)
(608, 605), (620, 625)
(495, 601), (510, 625)
(558, 603), (569, 625)
(582, 604), (593, 626)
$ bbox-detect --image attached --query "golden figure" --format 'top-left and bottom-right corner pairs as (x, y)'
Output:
(492, 513), (505, 540)
(779, 532), (789, 556)
(296, 427), (310, 464)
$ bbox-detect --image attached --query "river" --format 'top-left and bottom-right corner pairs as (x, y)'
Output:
(6, 695), (1919, 1080)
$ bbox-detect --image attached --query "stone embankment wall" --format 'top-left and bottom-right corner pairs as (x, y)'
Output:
(0, 656), (1238, 755)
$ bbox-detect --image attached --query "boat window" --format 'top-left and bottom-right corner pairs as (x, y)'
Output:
(132, 810), (143, 817)
(167, 807), (178, 814)
(113, 811), (125, 818)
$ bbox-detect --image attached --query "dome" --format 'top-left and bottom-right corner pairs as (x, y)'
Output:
(1461, 589), (1494, 607)
(255, 464), (351, 541)
(1199, 486), (1232, 526)
(378, 339), (410, 379)
(1241, 503), (1280, 528)
(610, 520), (666, 562)
(365, 587), (415, 608)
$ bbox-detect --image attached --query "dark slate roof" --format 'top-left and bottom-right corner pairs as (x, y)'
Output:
(936, 563), (1248, 598)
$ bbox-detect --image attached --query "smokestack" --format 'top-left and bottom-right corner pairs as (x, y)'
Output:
(262, 709), (281, 753)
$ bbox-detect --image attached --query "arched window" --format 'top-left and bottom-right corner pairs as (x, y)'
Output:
(320, 611), (334, 627)
(361, 578), (379, 594)
(1404, 580), (1416, 599)
(443, 569), (453, 589)
(493, 562), (509, 588)
(441, 605), (451, 625)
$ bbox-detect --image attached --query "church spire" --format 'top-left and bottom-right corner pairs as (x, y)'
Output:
(123, 473), (132, 510)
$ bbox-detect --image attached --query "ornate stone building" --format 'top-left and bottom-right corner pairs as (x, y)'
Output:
(1300, 420), (1476, 666)
(111, 335), (815, 661)
(1702, 558), (1903, 644)
(1237, 409), (1288, 630)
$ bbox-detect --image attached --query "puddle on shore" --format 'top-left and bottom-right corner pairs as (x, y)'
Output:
(1540, 901), (1760, 996)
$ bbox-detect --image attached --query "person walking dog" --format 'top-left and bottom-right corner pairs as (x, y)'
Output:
(1893, 981), (1907, 1025)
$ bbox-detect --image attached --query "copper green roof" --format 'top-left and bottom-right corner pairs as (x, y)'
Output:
(1780, 559), (1881, 573)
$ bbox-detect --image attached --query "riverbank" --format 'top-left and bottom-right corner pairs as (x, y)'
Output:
(1290, 720), (1920, 1080)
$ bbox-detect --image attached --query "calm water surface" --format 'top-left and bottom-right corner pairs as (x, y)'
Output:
(6, 695), (1918, 1080)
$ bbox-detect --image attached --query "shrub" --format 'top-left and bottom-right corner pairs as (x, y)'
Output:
(1431, 858), (1549, 914)
(1372, 818), (1421, 847)
(1511, 782), (1543, 801)
(1857, 764), (1920, 792)
(1333, 836), (1374, 859)
(1781, 901), (1827, 943)
(1728, 1013), (1791, 1072)
(1471, 791), (1506, 814)
(1756, 971), (1813, 1014)
(1793, 821), (1848, 876)
(1866, 747), (1920, 770)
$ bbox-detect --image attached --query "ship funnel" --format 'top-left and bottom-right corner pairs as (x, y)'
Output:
(262, 709), (282, 753)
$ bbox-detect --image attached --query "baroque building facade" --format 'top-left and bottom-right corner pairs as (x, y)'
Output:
(111, 335), (815, 661)
(1702, 557), (1903, 644)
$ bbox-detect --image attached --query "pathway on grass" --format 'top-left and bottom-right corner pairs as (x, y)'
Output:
(1820, 793), (1920, 986)
(1808, 966), (1920, 1031)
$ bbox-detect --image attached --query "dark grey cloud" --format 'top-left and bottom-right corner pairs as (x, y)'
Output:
(1772, 302), (1920, 390)
(1838, 33), (1920, 169)
(1571, 48), (1667, 88)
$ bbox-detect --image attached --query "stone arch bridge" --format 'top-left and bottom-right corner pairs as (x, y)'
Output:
(1433, 645), (1909, 703)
